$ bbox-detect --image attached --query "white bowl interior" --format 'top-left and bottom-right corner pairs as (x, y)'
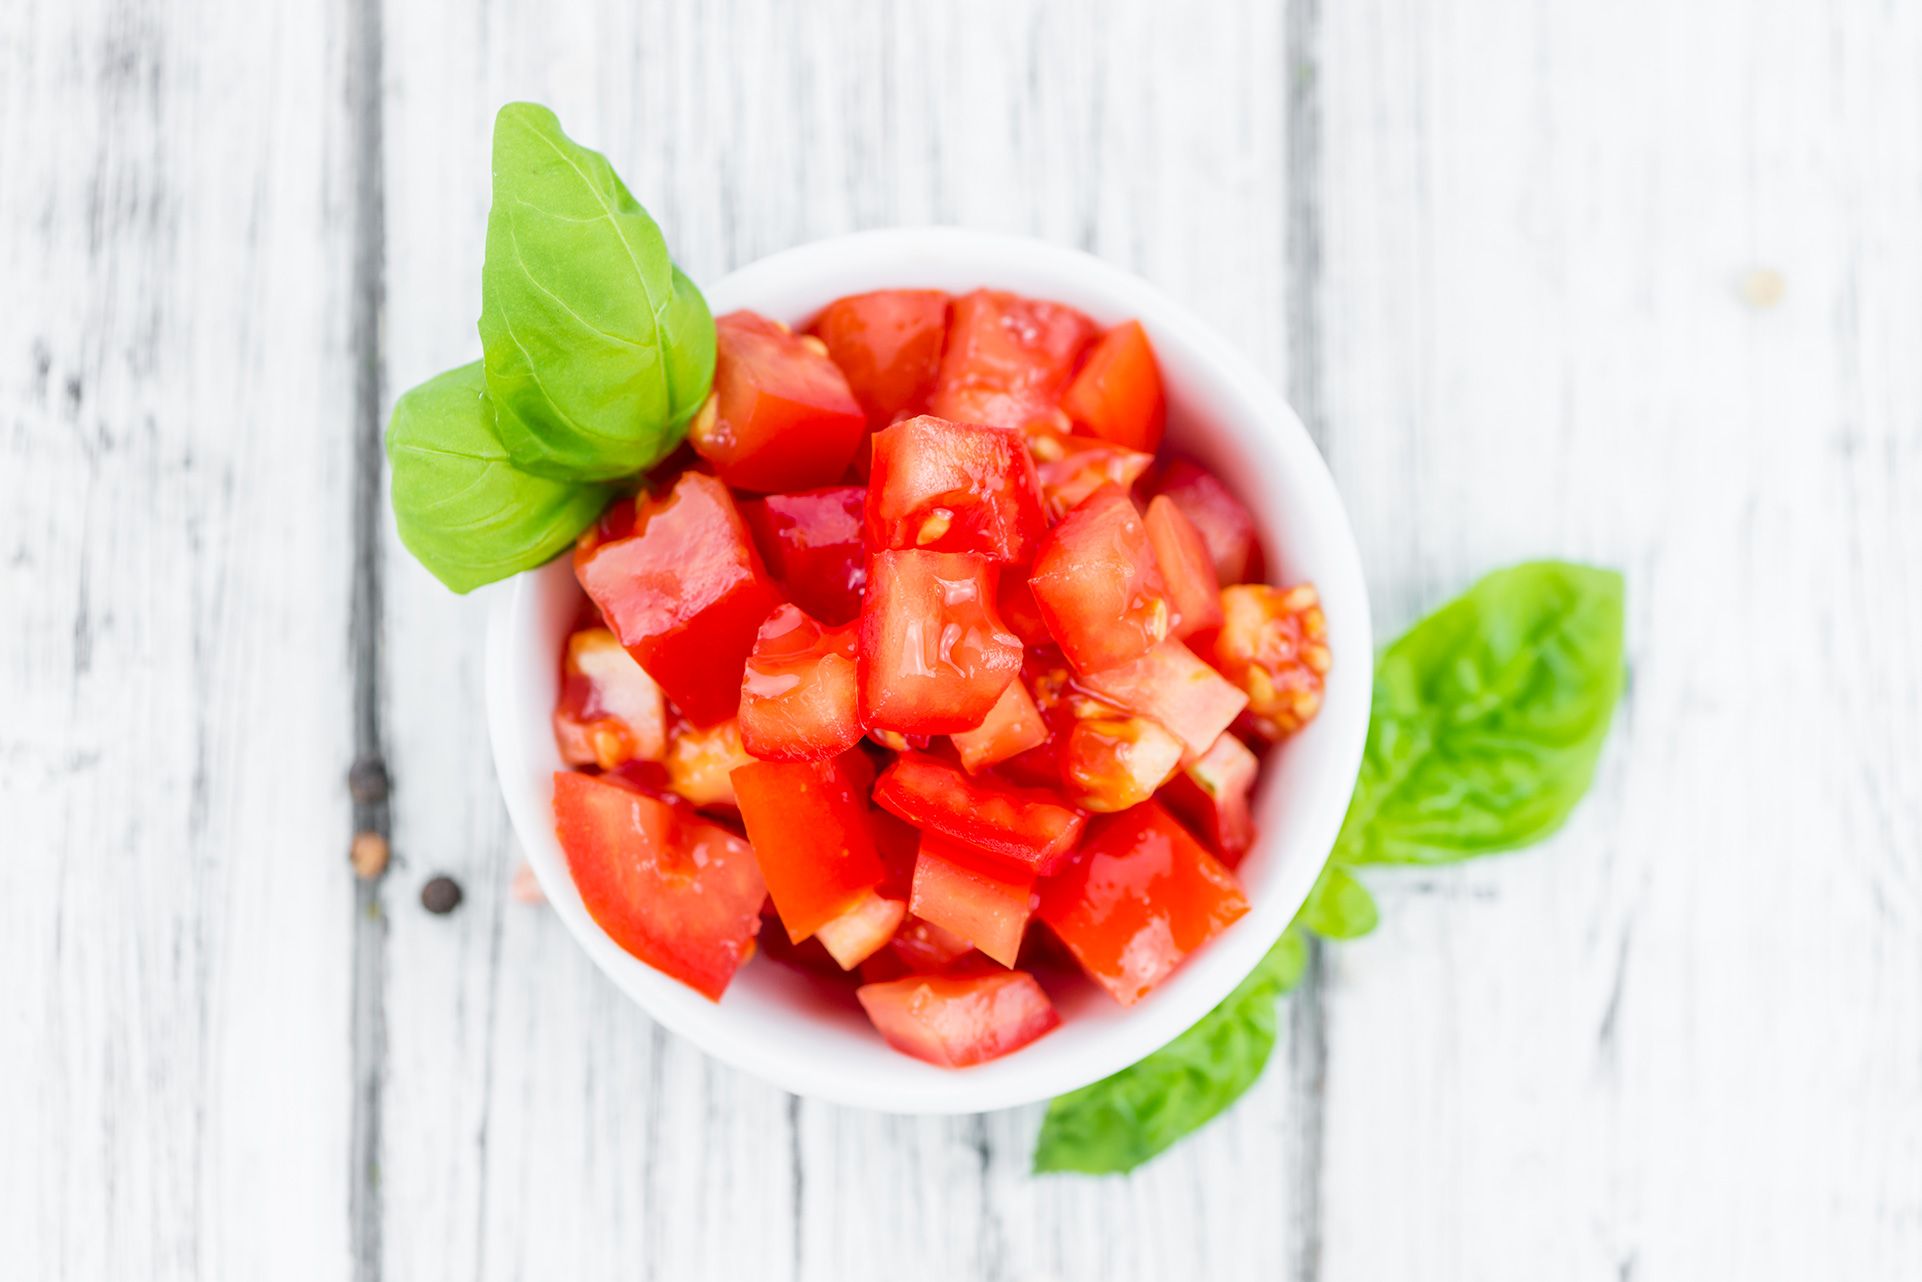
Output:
(487, 228), (1372, 1113)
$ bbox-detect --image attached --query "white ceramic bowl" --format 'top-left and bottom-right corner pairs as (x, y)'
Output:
(487, 228), (1371, 1114)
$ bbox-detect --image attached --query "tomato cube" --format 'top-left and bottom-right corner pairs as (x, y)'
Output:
(994, 573), (1054, 649)
(740, 486), (868, 625)
(692, 311), (867, 492)
(1144, 495), (1224, 638)
(1059, 320), (1167, 453)
(553, 627), (667, 770)
(1150, 458), (1263, 584)
(930, 290), (1096, 433)
(858, 550), (1022, 734)
(1036, 801), (1250, 1006)
(814, 889), (909, 970)
(1031, 436), (1155, 520)
(575, 472), (782, 726)
(663, 718), (754, 810)
(910, 835), (1036, 967)
(856, 971), (1060, 1067)
(552, 772), (766, 1001)
(1061, 716), (1184, 813)
(1077, 639), (1248, 762)
(805, 289), (949, 427)
(1213, 584), (1332, 740)
(950, 677), (1048, 774)
(738, 605), (862, 761)
(1028, 486), (1171, 674)
(865, 416), (1047, 563)
(732, 756), (888, 942)
(1162, 731), (1260, 861)
(873, 753), (1086, 875)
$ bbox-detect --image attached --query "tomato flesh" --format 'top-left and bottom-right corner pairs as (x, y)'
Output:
(732, 755), (887, 942)
(856, 971), (1060, 1067)
(814, 889), (909, 970)
(1037, 801), (1249, 1006)
(1031, 436), (1155, 520)
(1162, 731), (1260, 862)
(1028, 486), (1171, 674)
(1150, 458), (1263, 585)
(552, 772), (766, 1001)
(738, 605), (863, 761)
(909, 835), (1036, 967)
(694, 311), (867, 492)
(806, 290), (949, 428)
(1213, 584), (1331, 740)
(1059, 320), (1167, 453)
(1061, 716), (1184, 813)
(865, 415), (1047, 563)
(663, 718), (753, 810)
(873, 752), (1086, 875)
(949, 676), (1048, 774)
(1144, 495), (1224, 638)
(930, 290), (1095, 433)
(575, 471), (782, 727)
(1077, 639), (1249, 762)
(553, 627), (668, 770)
(740, 486), (868, 625)
(858, 549), (1022, 735)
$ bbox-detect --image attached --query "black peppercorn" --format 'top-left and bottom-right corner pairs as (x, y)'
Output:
(420, 875), (464, 915)
(348, 755), (390, 806)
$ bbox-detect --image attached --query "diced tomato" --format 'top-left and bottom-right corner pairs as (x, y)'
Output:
(1028, 486), (1171, 674)
(1150, 458), (1263, 584)
(692, 311), (867, 492)
(738, 605), (862, 761)
(805, 290), (949, 427)
(551, 772), (766, 1001)
(553, 627), (668, 770)
(1213, 583), (1332, 740)
(885, 915), (976, 972)
(1059, 320), (1167, 453)
(873, 753), (1086, 875)
(865, 416), (1047, 563)
(575, 472), (782, 727)
(858, 550), (1022, 734)
(856, 971), (1060, 1067)
(740, 486), (867, 625)
(1144, 495), (1223, 638)
(1077, 639), (1248, 762)
(732, 756), (887, 942)
(1036, 801), (1249, 1006)
(950, 677), (1048, 774)
(663, 718), (754, 810)
(1162, 731), (1260, 862)
(814, 889), (909, 970)
(909, 835), (1035, 967)
(755, 909), (855, 981)
(1030, 436), (1155, 520)
(930, 290), (1096, 433)
(1061, 716), (1184, 813)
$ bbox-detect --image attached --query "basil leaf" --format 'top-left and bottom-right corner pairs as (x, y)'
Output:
(1033, 928), (1310, 1175)
(386, 362), (612, 593)
(479, 102), (715, 481)
(1335, 561), (1625, 866)
(1298, 864), (1379, 940)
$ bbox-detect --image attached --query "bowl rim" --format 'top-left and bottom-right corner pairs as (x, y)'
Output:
(486, 226), (1371, 1113)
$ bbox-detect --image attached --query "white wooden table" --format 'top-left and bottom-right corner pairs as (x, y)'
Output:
(7, 1), (1920, 1278)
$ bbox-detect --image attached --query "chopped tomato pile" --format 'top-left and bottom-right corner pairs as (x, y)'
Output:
(548, 288), (1329, 1068)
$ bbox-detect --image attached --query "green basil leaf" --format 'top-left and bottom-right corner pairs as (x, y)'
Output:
(479, 102), (715, 481)
(1336, 560), (1625, 866)
(386, 362), (612, 593)
(1298, 864), (1379, 940)
(1033, 928), (1310, 1175)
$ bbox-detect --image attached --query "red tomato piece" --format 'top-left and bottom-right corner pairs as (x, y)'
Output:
(692, 311), (867, 492)
(740, 486), (868, 625)
(575, 472), (782, 727)
(738, 605), (863, 762)
(805, 289), (949, 427)
(814, 889), (909, 970)
(1213, 583), (1332, 740)
(930, 290), (1096, 433)
(1036, 801), (1250, 1006)
(551, 772), (766, 1001)
(910, 835), (1036, 967)
(950, 677), (1048, 774)
(1077, 639), (1249, 762)
(1150, 458), (1263, 585)
(553, 627), (668, 770)
(1162, 731), (1260, 862)
(1061, 715), (1184, 813)
(858, 549), (1022, 734)
(995, 573), (1054, 649)
(865, 415), (1047, 563)
(873, 752), (1086, 875)
(856, 971), (1061, 1067)
(732, 756), (888, 942)
(1059, 320), (1167, 453)
(1030, 436), (1155, 520)
(1028, 486), (1172, 674)
(1144, 495), (1224, 638)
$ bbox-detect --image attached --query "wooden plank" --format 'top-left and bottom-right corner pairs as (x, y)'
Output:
(0, 1), (363, 1278)
(1313, 1), (1922, 1278)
